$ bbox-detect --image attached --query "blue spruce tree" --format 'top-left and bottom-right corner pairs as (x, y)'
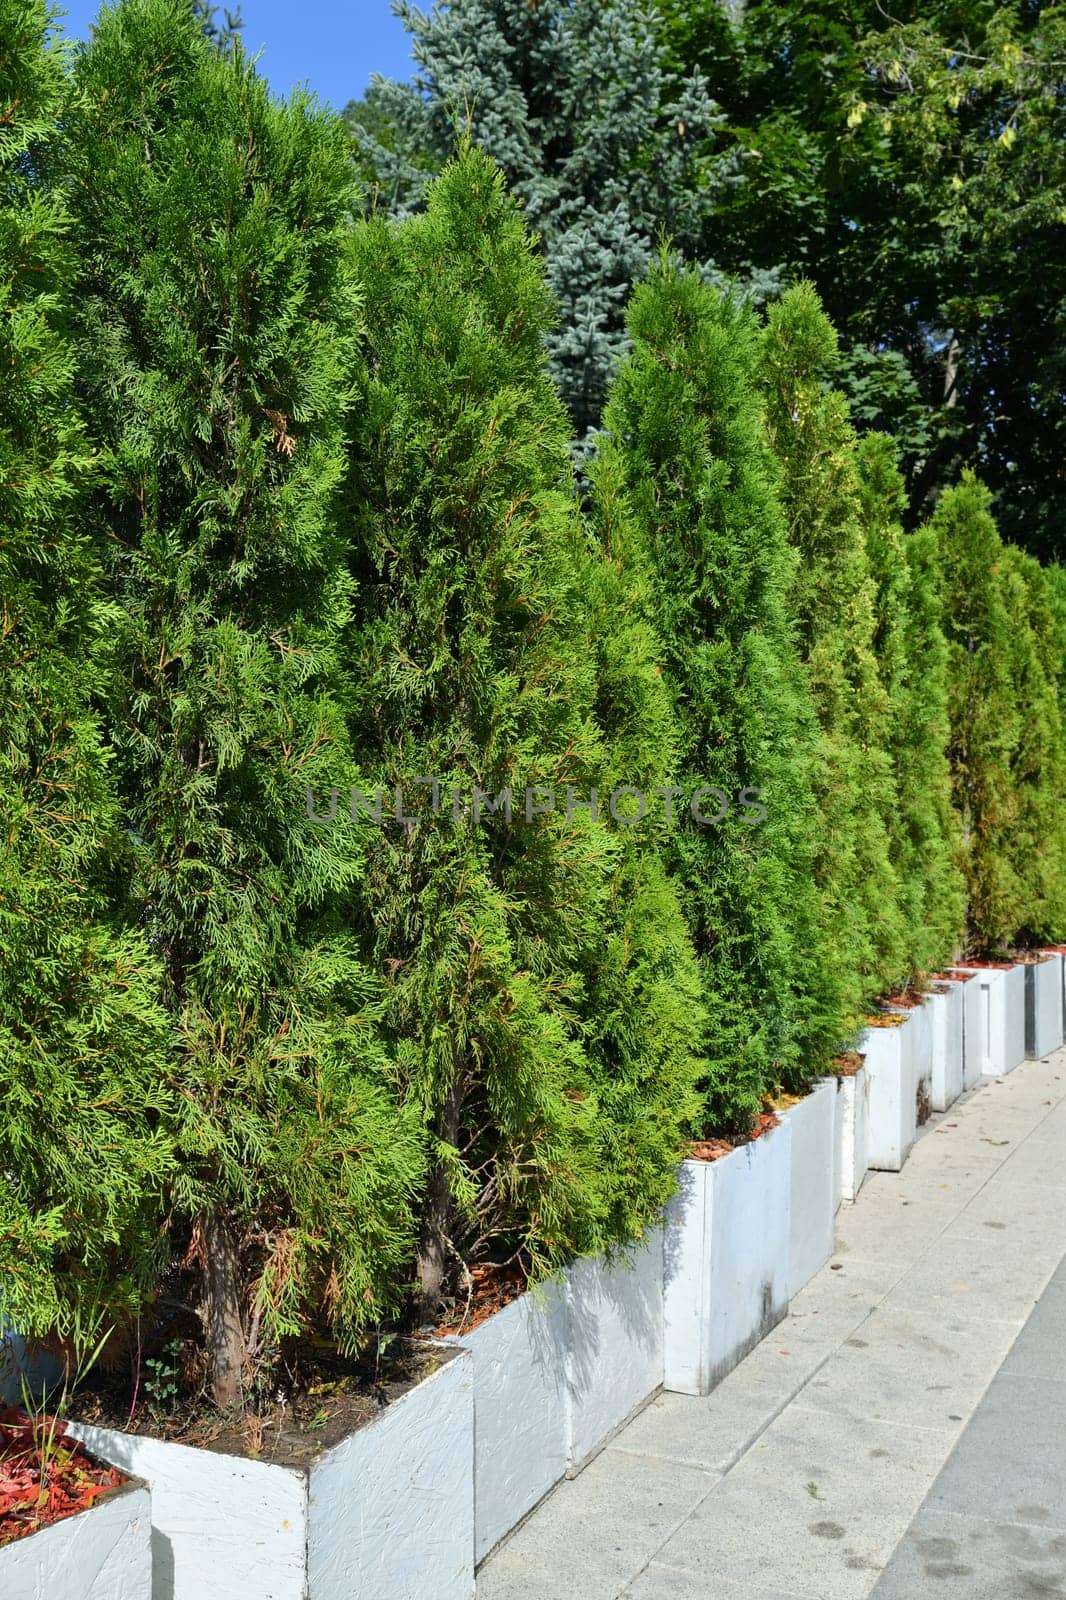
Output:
(346, 0), (765, 448)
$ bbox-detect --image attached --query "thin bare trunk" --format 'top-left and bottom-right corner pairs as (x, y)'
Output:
(199, 1210), (247, 1408)
(943, 334), (961, 408)
(416, 1080), (464, 1324)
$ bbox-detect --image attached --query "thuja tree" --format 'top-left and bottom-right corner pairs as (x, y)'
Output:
(999, 547), (1066, 944)
(344, 149), (703, 1319)
(0, 0), (175, 1347)
(63, 0), (423, 1405)
(762, 284), (907, 1021)
(931, 474), (1024, 951)
(594, 259), (845, 1128)
(858, 434), (965, 977)
(346, 0), (736, 448)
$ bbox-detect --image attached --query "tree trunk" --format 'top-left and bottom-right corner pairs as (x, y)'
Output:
(199, 1209), (247, 1409)
(943, 333), (961, 408)
(415, 1080), (463, 1325)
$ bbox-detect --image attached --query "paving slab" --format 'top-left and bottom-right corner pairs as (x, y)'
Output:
(623, 1569), (797, 1600)
(608, 1332), (831, 1474)
(651, 1409), (953, 1600)
(476, 1446), (715, 1600)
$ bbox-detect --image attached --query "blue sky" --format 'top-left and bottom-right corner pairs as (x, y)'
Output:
(54, 0), (415, 108)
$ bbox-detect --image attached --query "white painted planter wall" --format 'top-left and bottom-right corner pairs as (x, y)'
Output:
(925, 982), (965, 1112)
(70, 1344), (474, 1600)
(442, 1281), (568, 1564)
(823, 1075), (844, 1213)
(910, 1000), (933, 1113)
(949, 970), (985, 1091)
(784, 1082), (836, 1298)
(970, 964), (1026, 1076)
(832, 1067), (870, 1203)
(663, 1121), (791, 1397)
(860, 1015), (916, 1172)
(566, 1229), (664, 1470)
(1027, 954), (1064, 1059)
(0, 1478), (151, 1600)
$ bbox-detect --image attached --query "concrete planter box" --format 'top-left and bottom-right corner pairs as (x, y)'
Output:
(830, 1065), (869, 1203)
(925, 981), (965, 1111)
(960, 962), (1026, 1076)
(947, 968), (985, 1091)
(442, 1280), (568, 1564)
(910, 998), (933, 1120)
(0, 1474), (151, 1600)
(860, 1012), (916, 1172)
(663, 1120), (791, 1397)
(566, 1229), (663, 1470)
(784, 1081), (836, 1298)
(1027, 953), (1064, 1059)
(69, 1342), (474, 1600)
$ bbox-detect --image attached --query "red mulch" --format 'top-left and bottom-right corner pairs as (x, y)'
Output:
(881, 986), (925, 1009)
(0, 1406), (124, 1549)
(689, 1110), (780, 1163)
(864, 1010), (907, 1028)
(830, 1052), (865, 1077)
(434, 1262), (529, 1337)
(939, 968), (976, 982)
(954, 957), (1015, 970)
(688, 1137), (735, 1162)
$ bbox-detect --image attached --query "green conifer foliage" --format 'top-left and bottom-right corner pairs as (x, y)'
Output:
(762, 283), (908, 1020)
(858, 434), (965, 977)
(930, 474), (1024, 951)
(595, 260), (846, 1129)
(0, 0), (174, 1347)
(346, 0), (740, 449)
(62, 0), (423, 1404)
(1000, 547), (1066, 944)
(344, 150), (703, 1318)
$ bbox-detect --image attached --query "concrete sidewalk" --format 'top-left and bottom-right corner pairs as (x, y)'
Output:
(477, 1052), (1066, 1600)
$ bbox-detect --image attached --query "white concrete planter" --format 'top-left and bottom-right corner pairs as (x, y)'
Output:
(964, 962), (1026, 1076)
(860, 1013), (916, 1172)
(0, 1475), (151, 1600)
(910, 999), (933, 1119)
(69, 1342), (474, 1600)
(1027, 953), (1065, 1059)
(663, 1120), (791, 1397)
(442, 1280), (568, 1564)
(925, 981), (965, 1111)
(824, 1075), (844, 1213)
(566, 1228), (663, 1470)
(948, 968), (985, 1091)
(784, 1081), (836, 1298)
(830, 1066), (869, 1203)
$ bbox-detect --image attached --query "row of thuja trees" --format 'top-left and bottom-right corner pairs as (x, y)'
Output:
(4, 0), (1065, 1408)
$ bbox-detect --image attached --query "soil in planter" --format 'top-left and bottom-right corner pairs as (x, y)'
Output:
(863, 1011), (908, 1028)
(71, 1340), (458, 1471)
(954, 957), (1016, 970)
(881, 985), (926, 1009)
(0, 1405), (125, 1548)
(939, 969), (976, 983)
(688, 1110), (780, 1163)
(434, 1261), (530, 1338)
(830, 1052), (865, 1077)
